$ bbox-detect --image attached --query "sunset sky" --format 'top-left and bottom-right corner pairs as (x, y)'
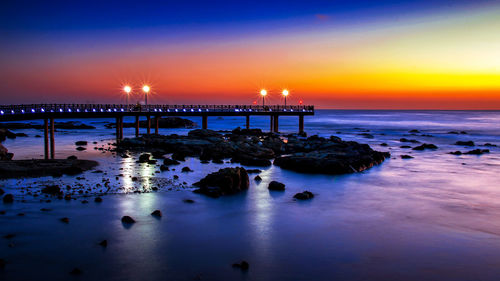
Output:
(1, 0), (499, 109)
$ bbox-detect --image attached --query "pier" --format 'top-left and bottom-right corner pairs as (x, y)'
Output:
(0, 104), (314, 159)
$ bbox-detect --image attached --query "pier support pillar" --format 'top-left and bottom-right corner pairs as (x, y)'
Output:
(115, 117), (122, 143)
(155, 116), (159, 135)
(44, 118), (49, 160)
(135, 116), (140, 137)
(246, 115), (250, 129)
(270, 115), (274, 132)
(49, 117), (55, 159)
(273, 115), (279, 133)
(146, 115), (151, 134)
(202, 115), (208, 129)
(299, 115), (304, 134)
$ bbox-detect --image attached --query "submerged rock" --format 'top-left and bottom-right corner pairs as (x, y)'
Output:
(293, 191), (314, 200)
(193, 167), (249, 198)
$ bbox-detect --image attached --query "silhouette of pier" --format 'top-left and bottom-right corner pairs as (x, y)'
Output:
(0, 104), (314, 159)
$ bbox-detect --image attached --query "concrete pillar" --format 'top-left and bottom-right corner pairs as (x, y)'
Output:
(146, 115), (151, 134)
(155, 116), (159, 135)
(299, 115), (304, 134)
(44, 118), (49, 160)
(135, 116), (140, 137)
(270, 115), (274, 132)
(202, 115), (208, 129)
(49, 117), (55, 159)
(246, 115), (250, 129)
(273, 115), (279, 133)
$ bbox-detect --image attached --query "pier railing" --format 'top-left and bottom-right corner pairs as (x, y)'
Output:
(0, 104), (314, 116)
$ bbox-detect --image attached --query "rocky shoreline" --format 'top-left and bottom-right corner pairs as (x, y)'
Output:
(0, 159), (98, 178)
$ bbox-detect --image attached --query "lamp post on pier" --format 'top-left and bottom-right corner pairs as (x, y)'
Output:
(123, 85), (131, 110)
(142, 85), (150, 105)
(282, 89), (289, 106)
(260, 89), (267, 106)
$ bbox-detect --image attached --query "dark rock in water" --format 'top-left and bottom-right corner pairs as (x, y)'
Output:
(231, 155), (272, 167)
(151, 210), (162, 217)
(246, 169), (261, 174)
(138, 153), (151, 163)
(412, 144), (438, 151)
(99, 240), (107, 247)
(15, 133), (28, 137)
(484, 143), (497, 147)
(0, 258), (5, 269)
(268, 181), (285, 191)
(172, 152), (186, 161)
(2, 194), (13, 203)
(64, 194), (72, 201)
(75, 141), (88, 146)
(163, 158), (180, 166)
(0, 143), (13, 160)
(181, 167), (193, 172)
(232, 261), (249, 270)
(293, 191), (314, 200)
(183, 199), (195, 203)
(160, 165), (170, 171)
(173, 175), (179, 179)
(254, 175), (262, 182)
(449, 151), (462, 155)
(380, 143), (388, 147)
(69, 268), (82, 275)
(200, 160), (210, 164)
(0, 188), (4, 195)
(0, 128), (18, 141)
(358, 133), (374, 139)
(40, 208), (52, 212)
(41, 185), (62, 195)
(121, 216), (135, 224)
(67, 155), (78, 160)
(448, 131), (467, 135)
(401, 155), (414, 159)
(400, 145), (411, 149)
(409, 129), (420, 133)
(464, 149), (489, 155)
(455, 141), (475, 146)
(400, 138), (420, 143)
(212, 159), (224, 164)
(81, 200), (89, 204)
(0, 159), (97, 178)
(4, 234), (15, 239)
(60, 217), (70, 223)
(193, 167), (249, 198)
(147, 159), (157, 165)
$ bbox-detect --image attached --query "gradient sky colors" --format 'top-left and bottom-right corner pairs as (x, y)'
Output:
(1, 0), (499, 109)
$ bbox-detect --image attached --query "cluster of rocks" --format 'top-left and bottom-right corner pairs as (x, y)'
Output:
(449, 149), (490, 156)
(0, 159), (98, 178)
(0, 129), (15, 160)
(119, 128), (390, 175)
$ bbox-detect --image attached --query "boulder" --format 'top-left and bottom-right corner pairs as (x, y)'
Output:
(464, 149), (489, 155)
(193, 167), (249, 198)
(138, 153), (151, 163)
(401, 155), (414, 159)
(121, 216), (135, 224)
(151, 210), (162, 217)
(3, 194), (14, 203)
(412, 144), (438, 150)
(268, 181), (285, 191)
(163, 158), (180, 166)
(75, 141), (88, 146)
(0, 143), (13, 160)
(455, 141), (475, 146)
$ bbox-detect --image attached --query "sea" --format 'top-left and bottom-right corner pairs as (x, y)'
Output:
(1, 110), (500, 281)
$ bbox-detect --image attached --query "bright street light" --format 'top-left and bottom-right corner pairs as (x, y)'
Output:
(260, 89), (267, 106)
(282, 89), (289, 106)
(143, 85), (150, 105)
(123, 85), (132, 109)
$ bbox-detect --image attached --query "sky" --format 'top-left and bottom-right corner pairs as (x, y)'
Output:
(0, 0), (499, 109)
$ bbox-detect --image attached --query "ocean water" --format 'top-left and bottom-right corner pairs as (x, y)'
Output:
(1, 110), (500, 281)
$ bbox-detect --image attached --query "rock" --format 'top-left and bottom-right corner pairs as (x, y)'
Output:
(293, 191), (314, 200)
(358, 133), (374, 139)
(2, 194), (13, 203)
(464, 149), (489, 155)
(138, 153), (151, 163)
(400, 145), (411, 149)
(159, 165), (170, 171)
(181, 167), (193, 172)
(75, 141), (88, 146)
(193, 167), (249, 198)
(163, 158), (180, 166)
(484, 143), (497, 147)
(81, 200), (89, 204)
(455, 141), (475, 146)
(99, 240), (107, 247)
(41, 185), (62, 195)
(400, 138), (420, 143)
(95, 197), (103, 203)
(401, 155), (414, 159)
(246, 169), (261, 174)
(0, 188), (3, 195)
(60, 217), (70, 223)
(15, 133), (28, 137)
(0, 258), (5, 269)
(449, 151), (462, 155)
(67, 155), (78, 160)
(448, 131), (467, 135)
(380, 143), (388, 147)
(0, 143), (13, 160)
(0, 128), (17, 141)
(121, 216), (135, 224)
(69, 268), (83, 275)
(412, 144), (438, 150)
(183, 199), (195, 203)
(409, 129), (420, 133)
(268, 181), (285, 191)
(151, 210), (162, 217)
(232, 261), (249, 270)
(40, 208), (52, 212)
(254, 175), (262, 182)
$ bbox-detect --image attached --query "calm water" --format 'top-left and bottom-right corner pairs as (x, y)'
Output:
(1, 110), (500, 281)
